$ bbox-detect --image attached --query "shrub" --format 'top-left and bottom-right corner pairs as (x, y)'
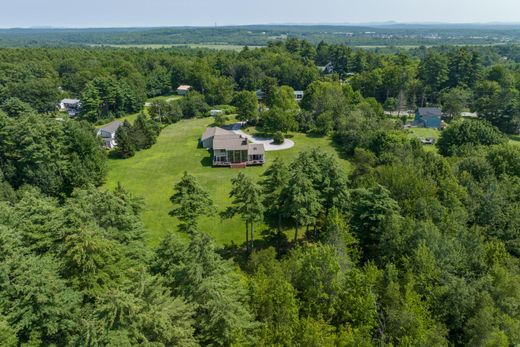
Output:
(273, 131), (285, 145)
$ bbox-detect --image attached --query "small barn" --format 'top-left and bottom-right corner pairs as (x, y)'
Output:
(176, 85), (192, 96)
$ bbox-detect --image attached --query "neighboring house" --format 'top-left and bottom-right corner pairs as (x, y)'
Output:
(414, 107), (443, 129)
(59, 98), (81, 117)
(294, 90), (304, 102)
(257, 90), (304, 102)
(317, 62), (334, 74)
(210, 109), (224, 116)
(96, 120), (123, 149)
(255, 89), (266, 100)
(176, 85), (192, 96)
(201, 127), (265, 167)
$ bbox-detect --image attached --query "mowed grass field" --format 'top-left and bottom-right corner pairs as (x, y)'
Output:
(406, 127), (441, 152)
(104, 117), (351, 247)
(509, 134), (520, 146)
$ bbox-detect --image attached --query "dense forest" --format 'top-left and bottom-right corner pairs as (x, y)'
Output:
(1, 39), (520, 345)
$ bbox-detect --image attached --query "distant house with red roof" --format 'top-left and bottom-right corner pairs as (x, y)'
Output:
(176, 85), (192, 96)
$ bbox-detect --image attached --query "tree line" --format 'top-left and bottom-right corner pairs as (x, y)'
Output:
(1, 42), (520, 133)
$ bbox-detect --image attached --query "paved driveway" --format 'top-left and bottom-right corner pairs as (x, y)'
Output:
(231, 123), (295, 151)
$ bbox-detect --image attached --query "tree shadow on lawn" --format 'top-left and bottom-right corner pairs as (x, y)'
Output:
(329, 136), (351, 161)
(509, 134), (520, 142)
(200, 156), (213, 167)
(107, 150), (128, 160)
(217, 227), (291, 267)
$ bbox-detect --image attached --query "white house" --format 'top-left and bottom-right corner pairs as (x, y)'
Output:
(255, 90), (266, 100)
(210, 109), (224, 116)
(59, 98), (81, 116)
(96, 120), (123, 149)
(294, 91), (304, 102)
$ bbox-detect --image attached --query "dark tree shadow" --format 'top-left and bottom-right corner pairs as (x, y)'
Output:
(217, 227), (291, 267)
(200, 156), (213, 167)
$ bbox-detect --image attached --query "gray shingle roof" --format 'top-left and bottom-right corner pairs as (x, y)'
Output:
(417, 107), (442, 117)
(213, 134), (248, 150)
(61, 98), (80, 104)
(201, 127), (235, 142)
(98, 120), (123, 134)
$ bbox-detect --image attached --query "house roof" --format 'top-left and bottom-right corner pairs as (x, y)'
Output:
(417, 107), (442, 117)
(98, 120), (123, 134)
(201, 127), (235, 142)
(255, 90), (266, 99)
(248, 143), (265, 155)
(213, 134), (248, 150)
(61, 98), (80, 104)
(177, 85), (192, 91)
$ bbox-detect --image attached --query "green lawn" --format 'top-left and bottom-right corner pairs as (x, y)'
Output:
(104, 117), (350, 247)
(509, 134), (520, 146)
(97, 95), (181, 126)
(406, 127), (441, 152)
(146, 94), (182, 103)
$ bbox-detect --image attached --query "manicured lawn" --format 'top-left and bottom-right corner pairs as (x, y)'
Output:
(509, 134), (520, 146)
(146, 94), (182, 103)
(406, 127), (441, 152)
(104, 117), (350, 247)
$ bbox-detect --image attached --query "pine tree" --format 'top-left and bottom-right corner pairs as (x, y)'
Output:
(132, 113), (160, 150)
(156, 232), (256, 346)
(115, 120), (136, 158)
(281, 170), (322, 243)
(170, 171), (214, 232)
(261, 157), (290, 240)
(223, 172), (264, 252)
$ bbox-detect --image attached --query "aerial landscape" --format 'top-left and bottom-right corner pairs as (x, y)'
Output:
(1, 0), (520, 346)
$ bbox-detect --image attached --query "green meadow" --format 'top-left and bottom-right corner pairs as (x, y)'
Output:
(104, 117), (350, 247)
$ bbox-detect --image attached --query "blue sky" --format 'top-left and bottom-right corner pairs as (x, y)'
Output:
(1, 0), (520, 28)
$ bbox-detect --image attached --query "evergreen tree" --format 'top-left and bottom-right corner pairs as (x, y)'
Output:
(159, 232), (256, 346)
(0, 255), (80, 345)
(170, 171), (214, 232)
(261, 157), (290, 238)
(115, 120), (136, 158)
(132, 113), (160, 150)
(281, 170), (322, 243)
(349, 185), (401, 260)
(223, 172), (264, 252)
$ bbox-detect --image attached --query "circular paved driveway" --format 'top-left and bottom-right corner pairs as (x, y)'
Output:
(231, 123), (295, 151)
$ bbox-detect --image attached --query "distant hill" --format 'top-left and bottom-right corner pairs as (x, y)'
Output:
(2, 24), (520, 47)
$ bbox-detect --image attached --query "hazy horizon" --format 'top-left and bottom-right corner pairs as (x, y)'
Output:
(1, 0), (520, 29)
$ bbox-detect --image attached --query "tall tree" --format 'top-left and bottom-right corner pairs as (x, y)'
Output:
(261, 158), (290, 238)
(170, 172), (214, 232)
(223, 172), (264, 252)
(232, 90), (259, 122)
(418, 51), (448, 102)
(281, 170), (322, 243)
(440, 87), (471, 119)
(115, 120), (136, 158)
(158, 232), (256, 346)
